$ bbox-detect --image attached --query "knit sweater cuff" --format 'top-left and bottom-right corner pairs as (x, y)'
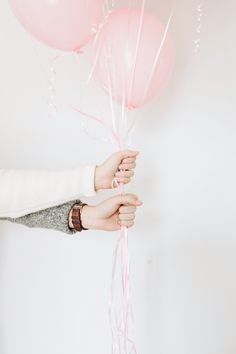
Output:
(2, 201), (80, 235)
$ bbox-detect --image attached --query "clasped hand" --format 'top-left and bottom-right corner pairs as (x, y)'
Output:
(79, 150), (142, 231)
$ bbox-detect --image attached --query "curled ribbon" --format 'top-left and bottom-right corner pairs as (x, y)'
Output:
(109, 171), (137, 354)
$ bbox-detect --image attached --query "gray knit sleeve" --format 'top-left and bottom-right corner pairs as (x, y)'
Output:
(0, 201), (80, 235)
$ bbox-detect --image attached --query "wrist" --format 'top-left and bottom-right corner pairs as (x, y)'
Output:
(80, 205), (97, 230)
(94, 165), (104, 191)
(69, 208), (74, 229)
(69, 203), (89, 232)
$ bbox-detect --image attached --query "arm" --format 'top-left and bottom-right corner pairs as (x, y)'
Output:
(1, 201), (78, 235)
(0, 194), (143, 234)
(0, 166), (96, 219)
(0, 150), (138, 219)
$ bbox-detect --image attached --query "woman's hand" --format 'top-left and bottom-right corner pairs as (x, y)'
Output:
(80, 194), (142, 231)
(94, 150), (139, 191)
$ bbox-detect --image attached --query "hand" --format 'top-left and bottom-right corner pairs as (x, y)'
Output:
(95, 150), (139, 191)
(80, 194), (142, 231)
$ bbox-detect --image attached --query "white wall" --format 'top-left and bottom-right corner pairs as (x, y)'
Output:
(0, 1), (236, 354)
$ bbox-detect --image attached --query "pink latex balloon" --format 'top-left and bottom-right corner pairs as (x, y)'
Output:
(9, 0), (105, 51)
(92, 8), (174, 109)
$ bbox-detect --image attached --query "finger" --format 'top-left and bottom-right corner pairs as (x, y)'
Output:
(115, 170), (134, 178)
(98, 194), (141, 219)
(119, 213), (135, 221)
(119, 220), (135, 228)
(113, 150), (139, 164)
(122, 157), (137, 164)
(120, 150), (139, 159)
(111, 193), (142, 207)
(119, 162), (136, 170)
(119, 205), (136, 214)
(116, 177), (131, 184)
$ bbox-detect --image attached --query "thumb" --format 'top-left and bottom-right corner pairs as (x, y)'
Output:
(97, 194), (142, 218)
(112, 150), (139, 164)
(112, 193), (142, 207)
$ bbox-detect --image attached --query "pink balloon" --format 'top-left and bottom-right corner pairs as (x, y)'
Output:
(9, 0), (105, 51)
(92, 8), (174, 109)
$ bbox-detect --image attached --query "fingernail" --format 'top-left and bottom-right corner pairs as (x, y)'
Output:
(135, 200), (143, 205)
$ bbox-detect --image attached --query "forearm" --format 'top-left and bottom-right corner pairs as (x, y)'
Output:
(1, 201), (78, 235)
(0, 195), (142, 234)
(0, 166), (96, 218)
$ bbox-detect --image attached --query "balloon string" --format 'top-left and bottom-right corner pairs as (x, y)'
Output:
(103, 20), (138, 349)
(47, 55), (61, 118)
(127, 0), (146, 108)
(72, 41), (137, 351)
(30, 23), (137, 354)
(71, 51), (115, 145)
(109, 199), (137, 353)
(194, 2), (204, 53)
(70, 106), (120, 146)
(88, 0), (118, 84)
(141, 10), (174, 107)
(105, 43), (119, 137)
(79, 118), (111, 144)
(65, 90), (137, 353)
(125, 7), (174, 141)
(30, 39), (65, 118)
(109, 131), (137, 353)
(108, 7), (175, 353)
(124, 0), (146, 147)
(124, 8), (174, 141)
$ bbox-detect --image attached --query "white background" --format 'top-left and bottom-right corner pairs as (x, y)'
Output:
(0, 1), (236, 354)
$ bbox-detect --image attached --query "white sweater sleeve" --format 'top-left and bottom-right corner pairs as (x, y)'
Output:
(0, 165), (97, 218)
